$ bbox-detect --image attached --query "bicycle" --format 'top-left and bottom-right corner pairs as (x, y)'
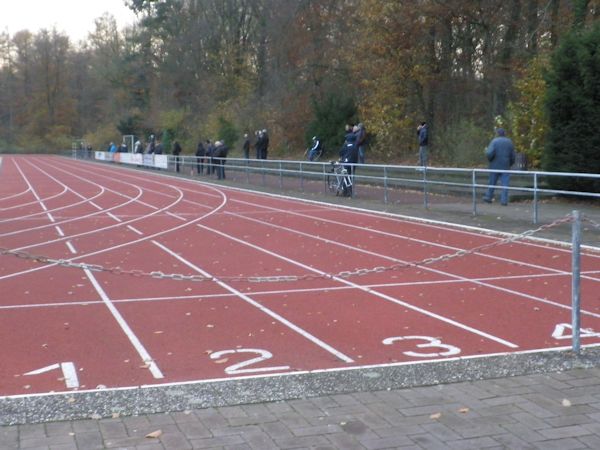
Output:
(327, 160), (352, 197)
(304, 146), (324, 162)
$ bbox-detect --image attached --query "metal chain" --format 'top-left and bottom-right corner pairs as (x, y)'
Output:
(0, 213), (575, 283)
(582, 214), (600, 230)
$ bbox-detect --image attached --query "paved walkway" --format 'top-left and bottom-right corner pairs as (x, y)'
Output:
(2, 367), (600, 449)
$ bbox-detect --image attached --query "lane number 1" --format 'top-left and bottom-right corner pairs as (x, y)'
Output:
(24, 362), (79, 389)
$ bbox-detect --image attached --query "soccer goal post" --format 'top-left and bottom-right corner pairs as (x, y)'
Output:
(122, 135), (135, 153)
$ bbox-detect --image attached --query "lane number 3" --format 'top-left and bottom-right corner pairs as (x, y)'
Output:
(383, 336), (461, 358)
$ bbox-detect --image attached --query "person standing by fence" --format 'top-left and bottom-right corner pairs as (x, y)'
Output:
(417, 122), (428, 167)
(483, 128), (516, 206)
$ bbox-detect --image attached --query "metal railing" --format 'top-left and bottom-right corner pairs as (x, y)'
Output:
(73, 150), (600, 225)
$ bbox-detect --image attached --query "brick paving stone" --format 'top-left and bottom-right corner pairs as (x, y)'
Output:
(446, 436), (501, 449)
(19, 434), (75, 448)
(44, 422), (73, 436)
(273, 434), (332, 448)
(19, 423), (47, 440)
(409, 433), (451, 450)
(578, 434), (600, 448)
(98, 419), (130, 440)
(325, 432), (366, 449)
(491, 432), (536, 449)
(510, 411), (553, 430)
(359, 434), (415, 450)
(240, 427), (279, 449)
(259, 421), (294, 440)
(533, 437), (589, 449)
(73, 431), (104, 449)
(546, 413), (597, 427)
(175, 420), (212, 439)
(538, 424), (593, 440)
(188, 434), (246, 448)
(193, 408), (228, 429)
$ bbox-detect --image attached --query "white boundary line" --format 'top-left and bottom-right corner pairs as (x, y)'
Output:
(152, 239), (355, 363)
(83, 268), (164, 379)
(4, 342), (600, 400)
(196, 223), (519, 349)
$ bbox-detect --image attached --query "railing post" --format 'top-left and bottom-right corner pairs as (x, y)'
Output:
(533, 173), (539, 224)
(300, 162), (304, 191)
(472, 169), (477, 216)
(383, 166), (388, 204)
(572, 210), (582, 354)
(279, 161), (283, 189)
(423, 167), (429, 209)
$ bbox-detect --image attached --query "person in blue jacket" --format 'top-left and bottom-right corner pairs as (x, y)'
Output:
(483, 128), (516, 206)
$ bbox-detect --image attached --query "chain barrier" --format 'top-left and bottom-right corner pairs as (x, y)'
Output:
(1, 213), (575, 283)
(582, 214), (600, 230)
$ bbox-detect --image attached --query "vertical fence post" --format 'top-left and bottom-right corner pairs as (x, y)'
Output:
(279, 161), (283, 189)
(300, 162), (304, 192)
(383, 166), (388, 204)
(472, 170), (477, 216)
(572, 210), (582, 354)
(423, 168), (429, 209)
(533, 173), (539, 225)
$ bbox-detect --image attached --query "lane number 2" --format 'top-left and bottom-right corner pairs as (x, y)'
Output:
(210, 348), (290, 375)
(383, 336), (461, 358)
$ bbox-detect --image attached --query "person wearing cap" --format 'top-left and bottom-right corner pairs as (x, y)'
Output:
(483, 128), (516, 206)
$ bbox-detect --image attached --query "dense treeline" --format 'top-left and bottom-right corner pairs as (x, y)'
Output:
(0, 0), (598, 166)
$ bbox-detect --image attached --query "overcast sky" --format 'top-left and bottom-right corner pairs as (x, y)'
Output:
(0, 0), (138, 43)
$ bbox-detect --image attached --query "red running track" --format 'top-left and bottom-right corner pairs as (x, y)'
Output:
(1, 154), (600, 397)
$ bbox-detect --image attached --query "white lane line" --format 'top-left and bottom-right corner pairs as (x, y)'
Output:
(55, 225), (65, 237)
(197, 223), (519, 349)
(107, 212), (122, 222)
(127, 225), (144, 235)
(166, 211), (187, 221)
(225, 208), (600, 320)
(83, 268), (164, 379)
(152, 239), (355, 363)
(66, 241), (77, 254)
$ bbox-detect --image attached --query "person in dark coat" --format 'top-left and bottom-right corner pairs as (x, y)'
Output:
(417, 122), (428, 167)
(195, 140), (206, 174)
(172, 140), (182, 172)
(154, 139), (163, 154)
(205, 140), (215, 174)
(242, 134), (250, 159)
(483, 128), (516, 206)
(213, 141), (229, 179)
(259, 129), (269, 159)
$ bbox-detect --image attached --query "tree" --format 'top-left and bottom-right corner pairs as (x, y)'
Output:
(543, 23), (600, 191)
(306, 93), (357, 157)
(508, 55), (549, 168)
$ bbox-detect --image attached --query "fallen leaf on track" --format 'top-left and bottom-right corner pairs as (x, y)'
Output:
(146, 430), (162, 439)
(430, 412), (441, 419)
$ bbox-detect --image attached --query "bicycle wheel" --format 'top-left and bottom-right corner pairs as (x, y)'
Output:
(327, 174), (338, 193)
